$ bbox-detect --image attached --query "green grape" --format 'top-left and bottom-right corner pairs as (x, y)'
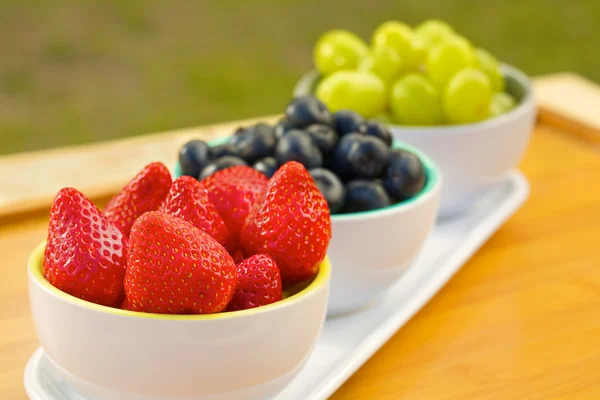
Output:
(315, 70), (387, 118)
(358, 46), (403, 84)
(371, 21), (414, 70)
(426, 35), (476, 86)
(390, 74), (444, 125)
(314, 30), (368, 75)
(489, 92), (517, 117)
(476, 48), (505, 92)
(407, 38), (428, 72)
(443, 68), (492, 124)
(414, 19), (454, 51)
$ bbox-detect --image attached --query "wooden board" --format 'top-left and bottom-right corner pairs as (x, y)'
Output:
(2, 74), (600, 399)
(534, 73), (600, 143)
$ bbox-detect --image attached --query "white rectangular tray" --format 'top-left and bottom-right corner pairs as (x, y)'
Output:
(25, 171), (529, 400)
(273, 170), (529, 399)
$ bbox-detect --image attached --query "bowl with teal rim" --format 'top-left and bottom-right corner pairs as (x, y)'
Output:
(28, 240), (331, 400)
(175, 138), (441, 316)
(293, 63), (536, 218)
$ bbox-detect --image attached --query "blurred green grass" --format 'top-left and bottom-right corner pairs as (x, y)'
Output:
(0, 0), (598, 155)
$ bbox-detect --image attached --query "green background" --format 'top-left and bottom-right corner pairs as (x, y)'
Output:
(1, 0), (598, 155)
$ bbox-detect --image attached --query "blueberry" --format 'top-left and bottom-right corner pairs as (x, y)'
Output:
(274, 117), (295, 140)
(212, 142), (237, 158)
(383, 149), (426, 200)
(275, 129), (323, 169)
(179, 140), (214, 177)
(254, 122), (276, 136)
(364, 120), (393, 146)
(229, 123), (276, 163)
(332, 134), (390, 180)
(342, 180), (392, 213)
(305, 124), (339, 156)
(309, 168), (346, 213)
(253, 157), (278, 178)
(330, 133), (360, 181)
(285, 95), (333, 129)
(199, 156), (247, 180)
(334, 110), (367, 136)
(253, 122), (277, 146)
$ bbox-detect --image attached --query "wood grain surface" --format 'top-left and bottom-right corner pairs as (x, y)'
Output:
(1, 74), (600, 399)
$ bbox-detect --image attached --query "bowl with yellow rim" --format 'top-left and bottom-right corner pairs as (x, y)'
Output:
(28, 241), (330, 400)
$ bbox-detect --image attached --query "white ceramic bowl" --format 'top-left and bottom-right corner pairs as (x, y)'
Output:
(294, 64), (536, 217)
(28, 242), (330, 400)
(326, 143), (441, 316)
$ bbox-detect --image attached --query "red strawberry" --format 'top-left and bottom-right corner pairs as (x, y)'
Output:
(104, 162), (172, 237)
(226, 254), (282, 311)
(124, 211), (237, 314)
(240, 161), (331, 283)
(159, 176), (229, 247)
(201, 166), (267, 251)
(43, 188), (127, 307)
(120, 296), (132, 310)
(231, 250), (245, 264)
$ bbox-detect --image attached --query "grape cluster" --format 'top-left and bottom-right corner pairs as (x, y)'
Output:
(313, 20), (516, 125)
(178, 96), (427, 215)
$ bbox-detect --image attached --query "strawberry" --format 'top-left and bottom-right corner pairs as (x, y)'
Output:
(104, 162), (172, 237)
(201, 166), (267, 251)
(120, 296), (132, 310)
(159, 176), (229, 247)
(124, 211), (237, 314)
(231, 250), (245, 264)
(240, 161), (331, 283)
(43, 188), (127, 307)
(226, 254), (282, 311)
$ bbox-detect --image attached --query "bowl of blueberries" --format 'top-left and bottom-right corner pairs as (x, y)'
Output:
(175, 95), (441, 316)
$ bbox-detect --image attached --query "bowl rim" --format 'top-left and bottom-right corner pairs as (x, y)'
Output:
(174, 137), (441, 222)
(28, 241), (331, 320)
(293, 63), (536, 134)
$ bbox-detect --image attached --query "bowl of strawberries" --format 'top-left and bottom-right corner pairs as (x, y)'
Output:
(28, 162), (331, 400)
(174, 95), (441, 316)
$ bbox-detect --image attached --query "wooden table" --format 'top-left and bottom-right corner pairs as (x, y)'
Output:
(2, 73), (600, 399)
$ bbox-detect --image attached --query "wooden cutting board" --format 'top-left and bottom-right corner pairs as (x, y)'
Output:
(1, 73), (600, 399)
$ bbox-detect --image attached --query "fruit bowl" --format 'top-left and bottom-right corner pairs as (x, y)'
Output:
(175, 138), (441, 316)
(324, 140), (440, 315)
(294, 63), (535, 217)
(28, 241), (331, 400)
